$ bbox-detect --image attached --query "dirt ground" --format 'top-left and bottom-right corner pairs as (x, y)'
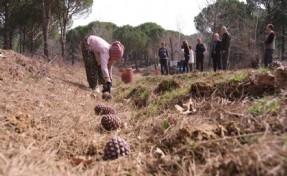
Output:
(0, 49), (287, 176)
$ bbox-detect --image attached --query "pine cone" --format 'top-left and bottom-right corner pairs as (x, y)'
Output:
(101, 114), (120, 131)
(102, 92), (112, 101)
(103, 136), (130, 160)
(94, 103), (116, 115)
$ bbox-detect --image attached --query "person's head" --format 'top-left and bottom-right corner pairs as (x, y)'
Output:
(183, 40), (188, 46)
(161, 41), (166, 47)
(213, 33), (219, 41)
(109, 41), (125, 61)
(197, 38), (202, 44)
(221, 26), (227, 35)
(265, 24), (274, 33)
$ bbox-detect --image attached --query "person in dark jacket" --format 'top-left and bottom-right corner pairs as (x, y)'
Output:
(181, 40), (191, 73)
(264, 24), (276, 67)
(195, 38), (206, 71)
(220, 26), (231, 70)
(158, 41), (169, 75)
(211, 33), (222, 72)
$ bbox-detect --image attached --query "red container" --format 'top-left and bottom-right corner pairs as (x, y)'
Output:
(120, 68), (133, 83)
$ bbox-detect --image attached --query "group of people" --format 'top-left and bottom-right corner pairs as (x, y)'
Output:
(80, 24), (276, 98)
(158, 26), (231, 74)
(158, 24), (276, 74)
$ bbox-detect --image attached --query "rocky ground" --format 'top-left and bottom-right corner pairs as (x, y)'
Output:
(0, 49), (287, 176)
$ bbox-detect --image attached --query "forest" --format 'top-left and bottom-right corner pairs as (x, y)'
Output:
(1, 0), (286, 69)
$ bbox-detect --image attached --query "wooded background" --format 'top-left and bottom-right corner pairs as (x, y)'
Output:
(1, 0), (286, 69)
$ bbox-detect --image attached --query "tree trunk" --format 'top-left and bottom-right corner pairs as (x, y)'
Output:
(19, 30), (22, 53)
(281, 25), (285, 61)
(30, 31), (34, 56)
(169, 37), (174, 61)
(60, 26), (67, 59)
(133, 52), (138, 70)
(3, 0), (10, 49)
(23, 26), (26, 53)
(41, 0), (52, 58)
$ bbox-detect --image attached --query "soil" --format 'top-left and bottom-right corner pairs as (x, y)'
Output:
(0, 49), (287, 176)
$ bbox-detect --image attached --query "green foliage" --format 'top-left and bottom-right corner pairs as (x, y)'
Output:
(163, 120), (170, 130)
(239, 135), (259, 144)
(113, 25), (148, 54)
(137, 22), (164, 47)
(126, 86), (150, 108)
(127, 86), (149, 100)
(153, 86), (190, 109)
(155, 79), (181, 94)
(249, 98), (280, 116)
(259, 67), (270, 73)
(230, 72), (247, 83)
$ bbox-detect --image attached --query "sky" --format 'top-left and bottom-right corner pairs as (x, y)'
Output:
(72, 0), (246, 35)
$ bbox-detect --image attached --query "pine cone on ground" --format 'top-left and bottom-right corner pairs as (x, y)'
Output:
(101, 114), (121, 131)
(103, 136), (130, 160)
(102, 92), (112, 101)
(94, 103), (116, 115)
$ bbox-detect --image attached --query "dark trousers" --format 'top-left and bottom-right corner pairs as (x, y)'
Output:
(264, 49), (274, 67)
(196, 54), (204, 71)
(221, 50), (229, 70)
(81, 39), (105, 89)
(182, 55), (190, 73)
(159, 58), (169, 75)
(212, 56), (221, 72)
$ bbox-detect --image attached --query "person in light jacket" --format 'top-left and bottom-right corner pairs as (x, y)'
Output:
(81, 35), (124, 94)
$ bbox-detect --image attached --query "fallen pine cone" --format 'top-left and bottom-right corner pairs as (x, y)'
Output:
(94, 103), (116, 115)
(102, 92), (112, 101)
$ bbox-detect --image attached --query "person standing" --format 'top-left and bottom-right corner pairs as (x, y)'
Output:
(158, 41), (169, 75)
(195, 38), (207, 71)
(181, 40), (191, 73)
(188, 46), (194, 72)
(81, 35), (124, 94)
(220, 26), (231, 70)
(264, 24), (276, 67)
(211, 33), (222, 72)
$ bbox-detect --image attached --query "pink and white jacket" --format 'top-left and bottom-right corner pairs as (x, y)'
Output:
(87, 35), (115, 82)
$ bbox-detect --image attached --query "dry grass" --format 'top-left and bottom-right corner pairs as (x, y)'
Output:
(0, 49), (287, 176)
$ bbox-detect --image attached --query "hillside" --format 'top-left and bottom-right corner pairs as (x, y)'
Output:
(0, 49), (287, 176)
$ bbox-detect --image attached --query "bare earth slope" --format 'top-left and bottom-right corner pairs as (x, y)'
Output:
(0, 49), (287, 176)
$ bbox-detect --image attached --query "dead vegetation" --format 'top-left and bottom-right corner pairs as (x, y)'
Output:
(0, 49), (287, 176)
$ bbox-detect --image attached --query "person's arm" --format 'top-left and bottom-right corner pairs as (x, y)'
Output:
(100, 52), (111, 82)
(265, 32), (275, 44)
(203, 44), (207, 53)
(108, 60), (115, 82)
(166, 48), (169, 57)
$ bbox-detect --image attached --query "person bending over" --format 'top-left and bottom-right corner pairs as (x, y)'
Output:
(81, 35), (124, 95)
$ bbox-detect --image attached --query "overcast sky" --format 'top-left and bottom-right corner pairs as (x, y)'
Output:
(72, 0), (246, 35)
